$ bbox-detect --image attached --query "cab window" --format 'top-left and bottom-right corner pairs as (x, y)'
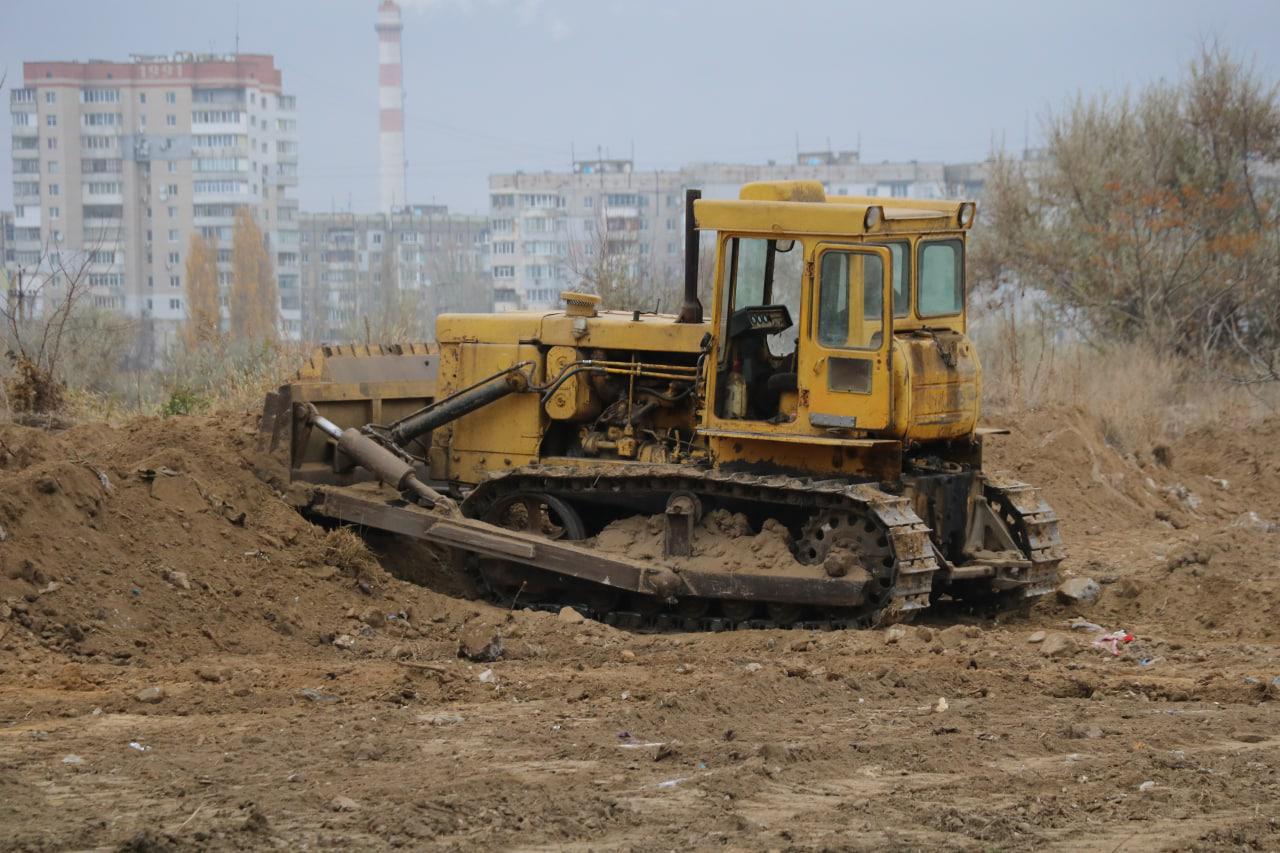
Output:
(878, 241), (910, 318)
(718, 236), (803, 360)
(817, 250), (884, 350)
(918, 239), (964, 317)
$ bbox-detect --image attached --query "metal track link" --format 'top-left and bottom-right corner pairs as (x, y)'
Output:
(984, 477), (1065, 601)
(462, 464), (941, 618)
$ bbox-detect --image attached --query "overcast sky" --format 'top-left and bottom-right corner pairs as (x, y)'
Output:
(3, 0), (1278, 214)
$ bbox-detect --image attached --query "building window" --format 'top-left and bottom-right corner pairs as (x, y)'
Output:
(148, 276), (153, 289)
(46, 114), (57, 127)
(584, 197), (593, 208)
(165, 92), (176, 105)
(166, 184), (178, 196)
(139, 93), (146, 104)
(47, 161), (59, 174)
(169, 298), (181, 310)
(47, 137), (57, 150)
(167, 161), (177, 173)
(43, 90), (56, 104)
(47, 183), (59, 196)
(166, 114), (176, 127)
(170, 276), (180, 289)
(168, 229), (178, 242)
(49, 206), (60, 219)
(168, 251), (179, 265)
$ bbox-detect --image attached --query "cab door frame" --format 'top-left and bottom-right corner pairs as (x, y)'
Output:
(799, 242), (894, 433)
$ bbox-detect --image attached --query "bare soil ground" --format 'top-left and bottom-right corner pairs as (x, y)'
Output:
(0, 409), (1278, 851)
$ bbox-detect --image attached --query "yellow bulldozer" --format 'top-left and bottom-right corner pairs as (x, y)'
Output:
(260, 181), (1062, 628)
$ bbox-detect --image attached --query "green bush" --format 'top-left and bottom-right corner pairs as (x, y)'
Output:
(161, 388), (203, 418)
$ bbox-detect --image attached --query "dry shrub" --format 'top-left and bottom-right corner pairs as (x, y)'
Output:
(3, 354), (64, 415)
(974, 303), (1278, 451)
(321, 527), (379, 576)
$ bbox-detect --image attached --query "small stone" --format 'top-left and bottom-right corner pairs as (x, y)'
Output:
(196, 667), (231, 683)
(620, 649), (636, 661)
(744, 662), (763, 673)
(1040, 633), (1077, 659)
(62, 754), (84, 765)
(457, 626), (504, 662)
(332, 634), (356, 650)
(557, 606), (585, 624)
(478, 668), (497, 684)
(932, 697), (949, 714)
(330, 795), (360, 812)
(287, 771), (306, 783)
(914, 626), (934, 643)
(418, 713), (463, 726)
(1057, 577), (1101, 606)
(299, 688), (340, 704)
(789, 638), (812, 652)
(1137, 780), (1155, 792)
(883, 626), (908, 645)
(1067, 723), (1104, 740)
(164, 570), (192, 590)
(134, 686), (166, 704)
(1027, 631), (1047, 644)
(674, 663), (694, 674)
(937, 625), (968, 649)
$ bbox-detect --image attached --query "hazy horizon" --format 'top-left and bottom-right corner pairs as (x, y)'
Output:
(3, 0), (1278, 215)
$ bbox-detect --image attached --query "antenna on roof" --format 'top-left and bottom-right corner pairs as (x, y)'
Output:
(235, 3), (241, 56)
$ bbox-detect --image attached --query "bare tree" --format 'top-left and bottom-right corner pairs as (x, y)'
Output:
(2, 232), (106, 414)
(972, 44), (1280, 382)
(563, 222), (680, 312)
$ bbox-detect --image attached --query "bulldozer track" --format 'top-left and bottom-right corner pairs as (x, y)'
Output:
(460, 464), (941, 629)
(984, 478), (1065, 604)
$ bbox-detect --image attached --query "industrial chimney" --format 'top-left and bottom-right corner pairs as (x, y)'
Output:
(376, 1), (406, 213)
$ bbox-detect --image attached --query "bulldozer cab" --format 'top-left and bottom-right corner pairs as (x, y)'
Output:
(695, 180), (975, 448)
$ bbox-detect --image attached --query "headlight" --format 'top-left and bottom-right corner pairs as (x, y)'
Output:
(957, 202), (976, 228)
(863, 205), (883, 230)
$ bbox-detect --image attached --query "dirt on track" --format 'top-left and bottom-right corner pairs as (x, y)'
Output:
(0, 409), (1278, 851)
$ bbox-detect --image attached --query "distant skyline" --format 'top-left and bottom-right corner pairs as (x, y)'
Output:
(3, 0), (1278, 214)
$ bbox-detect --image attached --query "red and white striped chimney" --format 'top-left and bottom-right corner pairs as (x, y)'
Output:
(376, 0), (406, 213)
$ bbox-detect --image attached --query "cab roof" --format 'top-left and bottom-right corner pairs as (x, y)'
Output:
(692, 180), (975, 238)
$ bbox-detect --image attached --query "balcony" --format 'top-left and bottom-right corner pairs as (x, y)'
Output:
(82, 184), (124, 204)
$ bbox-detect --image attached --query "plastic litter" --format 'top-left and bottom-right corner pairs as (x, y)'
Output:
(62, 754), (84, 765)
(478, 668), (496, 684)
(656, 777), (686, 789)
(1069, 618), (1105, 633)
(128, 741), (151, 752)
(1138, 780), (1155, 792)
(1092, 630), (1135, 656)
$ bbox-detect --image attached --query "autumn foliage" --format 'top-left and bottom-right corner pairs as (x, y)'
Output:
(182, 232), (221, 351)
(230, 207), (279, 343)
(973, 45), (1280, 383)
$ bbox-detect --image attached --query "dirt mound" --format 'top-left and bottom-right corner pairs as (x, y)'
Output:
(592, 509), (800, 574)
(0, 416), (502, 671)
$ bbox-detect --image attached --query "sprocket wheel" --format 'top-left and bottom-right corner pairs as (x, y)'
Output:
(795, 510), (897, 619)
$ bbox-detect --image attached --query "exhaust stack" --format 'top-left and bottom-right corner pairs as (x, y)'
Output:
(677, 189), (703, 324)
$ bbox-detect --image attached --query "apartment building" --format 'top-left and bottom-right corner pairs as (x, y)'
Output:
(5, 53), (299, 349)
(0, 210), (11, 270)
(487, 152), (988, 311)
(299, 205), (489, 342)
